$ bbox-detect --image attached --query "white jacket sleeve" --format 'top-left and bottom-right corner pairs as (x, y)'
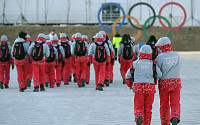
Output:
(59, 46), (65, 57)
(156, 64), (162, 79)
(44, 43), (50, 58)
(53, 47), (58, 59)
(8, 45), (13, 59)
(89, 43), (95, 55)
(117, 43), (122, 56)
(105, 44), (110, 56)
(28, 42), (35, 55)
(71, 42), (75, 55)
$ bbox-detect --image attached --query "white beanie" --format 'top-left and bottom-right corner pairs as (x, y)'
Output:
(140, 45), (152, 54)
(26, 34), (31, 38)
(155, 37), (171, 47)
(82, 35), (88, 39)
(60, 33), (67, 38)
(75, 33), (82, 38)
(131, 37), (135, 42)
(95, 33), (103, 38)
(45, 35), (50, 40)
(37, 33), (45, 38)
(99, 31), (106, 35)
(1, 35), (8, 41)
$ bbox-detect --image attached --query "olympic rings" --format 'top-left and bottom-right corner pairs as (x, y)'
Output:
(97, 3), (126, 31)
(143, 15), (172, 40)
(112, 15), (141, 41)
(128, 2), (156, 30)
(158, 2), (187, 30)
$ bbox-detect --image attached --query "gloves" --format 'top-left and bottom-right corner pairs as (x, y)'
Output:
(62, 61), (65, 67)
(106, 62), (109, 66)
(111, 58), (114, 64)
(87, 62), (90, 66)
(12, 66), (14, 70)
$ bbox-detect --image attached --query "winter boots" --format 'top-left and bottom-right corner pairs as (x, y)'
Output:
(171, 117), (178, 125)
(0, 82), (3, 89)
(104, 80), (109, 87)
(97, 84), (103, 91)
(40, 85), (45, 91)
(81, 79), (85, 87)
(136, 116), (143, 125)
(45, 82), (49, 87)
(27, 79), (31, 87)
(19, 88), (24, 92)
(33, 86), (39, 92)
(73, 74), (77, 83)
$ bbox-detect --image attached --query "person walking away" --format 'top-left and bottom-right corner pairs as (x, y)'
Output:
(113, 32), (122, 60)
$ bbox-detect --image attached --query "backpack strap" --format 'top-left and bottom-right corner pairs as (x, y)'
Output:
(153, 61), (157, 84)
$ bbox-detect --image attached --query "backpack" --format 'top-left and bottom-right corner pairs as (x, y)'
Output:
(13, 42), (25, 60)
(56, 45), (63, 63)
(95, 42), (107, 62)
(31, 42), (44, 61)
(61, 42), (71, 58)
(75, 40), (86, 56)
(0, 44), (10, 62)
(46, 45), (56, 63)
(122, 43), (133, 60)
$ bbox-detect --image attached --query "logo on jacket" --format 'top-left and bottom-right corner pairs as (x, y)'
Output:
(138, 62), (150, 69)
(164, 56), (178, 66)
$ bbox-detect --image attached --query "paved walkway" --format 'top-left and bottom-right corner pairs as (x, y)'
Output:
(0, 52), (200, 125)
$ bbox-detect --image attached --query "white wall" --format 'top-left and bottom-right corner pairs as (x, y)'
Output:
(0, 0), (199, 26)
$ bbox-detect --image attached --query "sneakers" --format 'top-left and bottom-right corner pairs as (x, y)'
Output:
(81, 79), (85, 87)
(4, 85), (9, 88)
(104, 80), (109, 87)
(98, 84), (103, 91)
(40, 85), (45, 91)
(123, 79), (126, 84)
(27, 79), (31, 87)
(136, 116), (143, 125)
(73, 74), (77, 83)
(64, 83), (69, 85)
(171, 117), (178, 125)
(0, 82), (3, 89)
(19, 88), (24, 92)
(33, 86), (39, 92)
(45, 82), (49, 87)
(56, 84), (60, 87)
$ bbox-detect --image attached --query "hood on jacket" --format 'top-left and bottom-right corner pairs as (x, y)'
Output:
(139, 45), (152, 60)
(1, 35), (8, 44)
(155, 37), (173, 53)
(95, 33), (103, 42)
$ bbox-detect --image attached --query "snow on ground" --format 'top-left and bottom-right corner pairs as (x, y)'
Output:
(0, 52), (200, 125)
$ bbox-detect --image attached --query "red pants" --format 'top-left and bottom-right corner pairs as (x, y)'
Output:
(110, 62), (114, 81)
(45, 65), (55, 87)
(105, 63), (111, 82)
(32, 64), (45, 87)
(56, 63), (62, 85)
(0, 64), (10, 86)
(159, 89), (181, 125)
(26, 63), (33, 82)
(62, 61), (71, 84)
(120, 61), (132, 80)
(85, 64), (90, 83)
(16, 64), (28, 89)
(76, 62), (87, 86)
(94, 64), (105, 88)
(70, 57), (76, 76)
(134, 93), (154, 125)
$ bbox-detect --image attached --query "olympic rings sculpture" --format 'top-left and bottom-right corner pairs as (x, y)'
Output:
(97, 2), (187, 39)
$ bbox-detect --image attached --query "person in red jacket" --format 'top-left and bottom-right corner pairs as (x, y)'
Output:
(71, 33), (89, 87)
(60, 33), (71, 85)
(117, 34), (135, 84)
(70, 34), (77, 83)
(88, 33), (110, 91)
(28, 33), (50, 92)
(25, 34), (32, 87)
(12, 32), (29, 92)
(0, 35), (14, 89)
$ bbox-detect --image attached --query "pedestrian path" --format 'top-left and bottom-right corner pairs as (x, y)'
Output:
(0, 52), (199, 125)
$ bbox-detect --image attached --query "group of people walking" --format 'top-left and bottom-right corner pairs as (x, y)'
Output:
(0, 30), (181, 125)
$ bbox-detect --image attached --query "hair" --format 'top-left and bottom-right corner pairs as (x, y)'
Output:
(18, 32), (27, 40)
(121, 34), (131, 43)
(146, 35), (157, 46)
(115, 32), (121, 37)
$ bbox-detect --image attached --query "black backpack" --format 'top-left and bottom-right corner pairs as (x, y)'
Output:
(13, 42), (25, 60)
(46, 45), (56, 63)
(95, 42), (107, 62)
(32, 42), (44, 61)
(122, 43), (133, 60)
(0, 44), (10, 62)
(55, 45), (63, 63)
(75, 40), (86, 56)
(61, 42), (71, 58)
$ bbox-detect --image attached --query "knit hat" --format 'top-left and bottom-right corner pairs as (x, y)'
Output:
(95, 33), (103, 42)
(36, 33), (46, 42)
(1, 35), (8, 44)
(155, 37), (173, 53)
(60, 33), (67, 41)
(82, 35), (88, 42)
(99, 31), (106, 40)
(52, 35), (59, 44)
(25, 34), (32, 42)
(139, 45), (152, 60)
